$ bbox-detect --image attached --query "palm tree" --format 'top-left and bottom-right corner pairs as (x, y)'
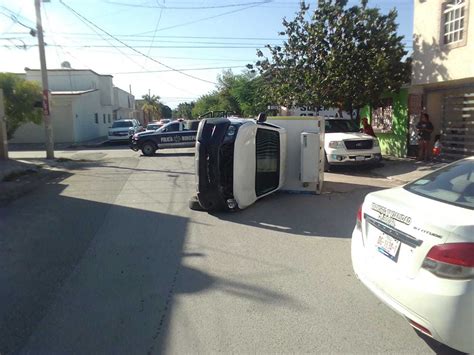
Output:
(142, 94), (162, 124)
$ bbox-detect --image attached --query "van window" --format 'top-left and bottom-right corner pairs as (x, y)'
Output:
(255, 128), (280, 196)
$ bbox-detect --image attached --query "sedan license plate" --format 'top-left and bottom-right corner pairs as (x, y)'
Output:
(376, 234), (401, 261)
(355, 156), (365, 161)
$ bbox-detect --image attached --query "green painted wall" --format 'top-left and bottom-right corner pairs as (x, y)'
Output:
(363, 89), (408, 158)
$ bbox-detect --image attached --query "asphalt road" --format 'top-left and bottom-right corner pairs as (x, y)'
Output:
(1, 147), (450, 354)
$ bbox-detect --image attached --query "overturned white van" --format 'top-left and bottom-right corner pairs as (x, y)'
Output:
(190, 115), (287, 211)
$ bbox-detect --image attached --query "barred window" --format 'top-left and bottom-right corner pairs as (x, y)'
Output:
(443, 0), (466, 45)
(372, 98), (393, 133)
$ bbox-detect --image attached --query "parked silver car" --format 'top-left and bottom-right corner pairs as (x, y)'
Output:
(108, 119), (142, 141)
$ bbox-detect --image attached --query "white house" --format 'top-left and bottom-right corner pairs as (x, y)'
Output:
(411, 0), (474, 160)
(10, 68), (136, 144)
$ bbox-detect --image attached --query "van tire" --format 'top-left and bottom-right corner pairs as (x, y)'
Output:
(324, 154), (330, 172)
(189, 195), (205, 211)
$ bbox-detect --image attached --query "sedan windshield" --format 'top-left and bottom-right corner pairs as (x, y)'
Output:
(325, 119), (360, 133)
(404, 159), (474, 209)
(112, 121), (133, 128)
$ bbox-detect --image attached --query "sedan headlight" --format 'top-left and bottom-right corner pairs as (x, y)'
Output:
(328, 141), (343, 149)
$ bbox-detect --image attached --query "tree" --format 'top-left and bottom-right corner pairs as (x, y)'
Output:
(229, 73), (267, 116)
(192, 92), (221, 117)
(141, 94), (161, 122)
(191, 70), (268, 118)
(0, 73), (42, 139)
(173, 102), (195, 119)
(253, 0), (411, 120)
(160, 104), (172, 119)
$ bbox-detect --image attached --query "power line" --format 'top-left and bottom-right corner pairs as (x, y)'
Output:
(132, 1), (272, 35)
(143, 0), (164, 66)
(104, 0), (272, 10)
(59, 0), (217, 85)
(15, 43), (267, 49)
(111, 65), (246, 74)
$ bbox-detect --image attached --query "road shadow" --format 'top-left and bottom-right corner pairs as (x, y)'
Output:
(0, 169), (300, 354)
(147, 151), (195, 158)
(327, 163), (385, 178)
(415, 330), (466, 355)
(212, 182), (383, 238)
(328, 159), (445, 181)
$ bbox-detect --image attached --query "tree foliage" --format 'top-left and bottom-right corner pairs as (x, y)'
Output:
(141, 94), (162, 121)
(173, 102), (195, 119)
(191, 70), (267, 118)
(0, 73), (42, 139)
(253, 0), (411, 116)
(160, 104), (172, 119)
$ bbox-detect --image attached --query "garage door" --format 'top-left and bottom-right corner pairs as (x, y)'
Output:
(441, 88), (474, 160)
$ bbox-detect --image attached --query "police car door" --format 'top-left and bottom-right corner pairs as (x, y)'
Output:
(159, 122), (181, 147)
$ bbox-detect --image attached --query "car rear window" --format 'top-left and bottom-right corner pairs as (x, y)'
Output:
(404, 159), (474, 209)
(112, 121), (133, 128)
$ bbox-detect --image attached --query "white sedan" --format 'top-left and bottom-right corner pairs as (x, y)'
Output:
(352, 157), (474, 353)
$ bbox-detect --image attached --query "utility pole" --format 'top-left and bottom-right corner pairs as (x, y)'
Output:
(0, 90), (8, 160)
(34, 0), (54, 159)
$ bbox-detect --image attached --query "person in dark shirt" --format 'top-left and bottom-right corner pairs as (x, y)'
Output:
(416, 113), (434, 161)
(361, 117), (376, 137)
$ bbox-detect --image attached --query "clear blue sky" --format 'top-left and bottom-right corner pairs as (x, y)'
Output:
(0, 0), (413, 108)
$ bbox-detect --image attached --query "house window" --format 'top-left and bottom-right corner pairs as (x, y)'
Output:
(103, 114), (106, 124)
(372, 98), (393, 133)
(442, 0), (466, 45)
(108, 114), (111, 123)
(94, 113), (98, 124)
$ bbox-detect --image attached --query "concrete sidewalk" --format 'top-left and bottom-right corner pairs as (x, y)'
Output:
(373, 157), (446, 183)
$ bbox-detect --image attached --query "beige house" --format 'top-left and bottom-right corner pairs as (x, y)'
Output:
(411, 0), (474, 160)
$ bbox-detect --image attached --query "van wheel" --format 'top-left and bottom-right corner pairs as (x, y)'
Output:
(141, 142), (157, 156)
(189, 195), (205, 211)
(324, 155), (331, 172)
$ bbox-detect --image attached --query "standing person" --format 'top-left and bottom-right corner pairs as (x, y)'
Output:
(416, 113), (434, 161)
(361, 117), (376, 137)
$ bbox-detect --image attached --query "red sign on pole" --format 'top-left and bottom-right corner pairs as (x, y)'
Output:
(42, 89), (50, 116)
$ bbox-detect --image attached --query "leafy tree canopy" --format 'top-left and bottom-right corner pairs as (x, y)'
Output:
(160, 104), (172, 119)
(253, 0), (411, 115)
(191, 70), (267, 118)
(173, 102), (195, 119)
(0, 73), (42, 139)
